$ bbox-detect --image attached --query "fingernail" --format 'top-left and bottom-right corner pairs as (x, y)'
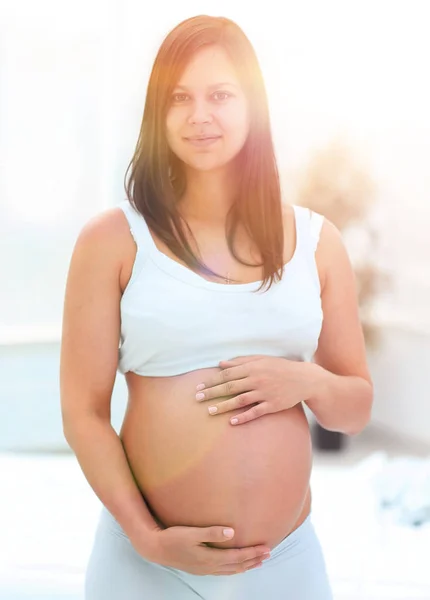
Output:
(196, 393), (205, 401)
(196, 383), (205, 391)
(208, 406), (217, 414)
(223, 528), (234, 537)
(231, 418), (239, 425)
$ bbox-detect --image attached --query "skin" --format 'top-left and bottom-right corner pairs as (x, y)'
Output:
(61, 44), (371, 555)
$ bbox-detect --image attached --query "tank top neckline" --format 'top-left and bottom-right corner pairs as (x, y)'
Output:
(141, 205), (303, 293)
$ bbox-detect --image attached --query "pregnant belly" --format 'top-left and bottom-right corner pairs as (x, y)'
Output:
(120, 367), (313, 550)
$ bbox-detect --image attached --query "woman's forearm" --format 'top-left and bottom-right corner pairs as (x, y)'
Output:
(64, 415), (161, 547)
(304, 362), (373, 436)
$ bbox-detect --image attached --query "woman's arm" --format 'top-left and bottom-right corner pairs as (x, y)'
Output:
(304, 218), (373, 435)
(60, 209), (160, 550)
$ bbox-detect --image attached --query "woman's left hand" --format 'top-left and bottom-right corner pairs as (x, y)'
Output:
(195, 355), (317, 425)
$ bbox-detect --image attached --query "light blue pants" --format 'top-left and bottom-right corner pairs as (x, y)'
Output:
(85, 506), (333, 599)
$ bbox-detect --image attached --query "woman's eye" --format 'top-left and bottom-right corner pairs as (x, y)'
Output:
(212, 92), (231, 101)
(172, 93), (189, 103)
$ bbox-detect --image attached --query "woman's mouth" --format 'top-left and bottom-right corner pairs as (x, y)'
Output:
(185, 136), (221, 147)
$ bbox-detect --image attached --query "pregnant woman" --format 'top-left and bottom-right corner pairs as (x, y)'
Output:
(60, 15), (373, 600)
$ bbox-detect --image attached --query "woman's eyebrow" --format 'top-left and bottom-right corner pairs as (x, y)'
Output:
(174, 82), (239, 91)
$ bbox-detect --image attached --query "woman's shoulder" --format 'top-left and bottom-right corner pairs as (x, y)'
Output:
(282, 202), (341, 250)
(75, 203), (136, 251)
(71, 205), (136, 273)
(78, 204), (131, 242)
(282, 203), (347, 291)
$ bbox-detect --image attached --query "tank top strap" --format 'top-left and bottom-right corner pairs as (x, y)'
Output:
(309, 209), (324, 253)
(292, 205), (324, 292)
(293, 205), (324, 256)
(118, 200), (158, 260)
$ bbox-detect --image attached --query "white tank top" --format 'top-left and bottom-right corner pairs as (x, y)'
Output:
(117, 199), (324, 377)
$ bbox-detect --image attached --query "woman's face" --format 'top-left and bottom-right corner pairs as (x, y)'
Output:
(165, 45), (250, 173)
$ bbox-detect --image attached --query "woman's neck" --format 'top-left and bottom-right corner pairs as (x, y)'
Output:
(178, 166), (239, 225)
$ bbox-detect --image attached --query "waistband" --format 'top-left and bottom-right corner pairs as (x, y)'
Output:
(269, 512), (314, 560)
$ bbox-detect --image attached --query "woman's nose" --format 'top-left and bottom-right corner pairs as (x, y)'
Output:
(188, 100), (213, 125)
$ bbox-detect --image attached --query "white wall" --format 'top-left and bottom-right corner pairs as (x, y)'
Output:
(368, 326), (430, 446)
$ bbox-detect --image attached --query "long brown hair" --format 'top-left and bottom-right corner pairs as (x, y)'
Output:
(124, 15), (284, 291)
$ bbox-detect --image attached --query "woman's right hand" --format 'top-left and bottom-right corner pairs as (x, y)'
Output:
(134, 525), (271, 576)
